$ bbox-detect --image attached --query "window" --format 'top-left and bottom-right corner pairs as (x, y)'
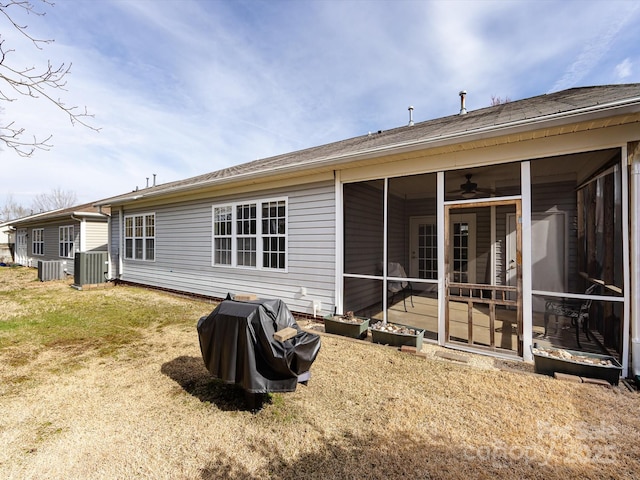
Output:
(32, 228), (44, 256)
(124, 213), (155, 260)
(236, 203), (256, 267)
(418, 222), (438, 280)
(59, 226), (74, 258)
(262, 200), (286, 269)
(212, 198), (287, 270)
(213, 206), (232, 265)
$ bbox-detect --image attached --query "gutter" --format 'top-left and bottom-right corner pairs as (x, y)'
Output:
(70, 212), (108, 219)
(95, 96), (640, 207)
(8, 210), (107, 227)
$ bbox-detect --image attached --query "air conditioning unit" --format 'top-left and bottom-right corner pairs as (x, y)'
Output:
(37, 260), (65, 281)
(74, 252), (108, 286)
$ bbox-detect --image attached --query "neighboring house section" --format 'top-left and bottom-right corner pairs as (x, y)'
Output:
(95, 84), (640, 378)
(7, 203), (110, 277)
(0, 220), (14, 263)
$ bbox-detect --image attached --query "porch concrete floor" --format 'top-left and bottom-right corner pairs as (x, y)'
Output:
(359, 292), (616, 359)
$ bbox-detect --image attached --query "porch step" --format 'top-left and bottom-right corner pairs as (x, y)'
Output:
(435, 351), (470, 363)
(553, 371), (613, 388)
(553, 372), (582, 383)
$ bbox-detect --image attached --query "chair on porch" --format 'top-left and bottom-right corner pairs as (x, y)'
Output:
(543, 284), (598, 349)
(387, 262), (414, 312)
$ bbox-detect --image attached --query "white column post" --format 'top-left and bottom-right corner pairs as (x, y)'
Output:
(521, 161), (533, 362)
(437, 171), (446, 345)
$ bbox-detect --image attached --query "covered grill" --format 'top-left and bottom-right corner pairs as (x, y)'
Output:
(197, 296), (321, 397)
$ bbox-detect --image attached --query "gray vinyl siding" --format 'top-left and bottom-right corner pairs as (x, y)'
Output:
(21, 220), (80, 275)
(117, 180), (336, 316)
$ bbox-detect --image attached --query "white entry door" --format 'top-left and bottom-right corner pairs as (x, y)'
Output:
(16, 229), (28, 265)
(449, 214), (476, 285)
(409, 216), (437, 281)
(409, 214), (476, 284)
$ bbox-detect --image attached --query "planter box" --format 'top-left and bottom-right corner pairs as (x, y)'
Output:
(323, 315), (370, 339)
(371, 323), (424, 350)
(531, 346), (622, 385)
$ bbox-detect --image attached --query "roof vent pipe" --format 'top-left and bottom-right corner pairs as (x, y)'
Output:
(153, 174), (157, 187)
(459, 90), (467, 115)
(408, 106), (414, 126)
(146, 177), (149, 188)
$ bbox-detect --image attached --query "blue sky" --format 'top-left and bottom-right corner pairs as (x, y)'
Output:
(2, 0), (639, 208)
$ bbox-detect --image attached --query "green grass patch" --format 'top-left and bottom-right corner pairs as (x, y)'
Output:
(0, 267), (210, 355)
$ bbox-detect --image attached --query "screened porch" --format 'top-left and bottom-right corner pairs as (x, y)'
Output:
(342, 147), (625, 362)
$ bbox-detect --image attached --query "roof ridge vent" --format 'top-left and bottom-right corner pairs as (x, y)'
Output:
(459, 90), (467, 115)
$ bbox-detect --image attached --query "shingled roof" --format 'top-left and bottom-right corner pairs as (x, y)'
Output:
(8, 202), (110, 227)
(96, 84), (640, 206)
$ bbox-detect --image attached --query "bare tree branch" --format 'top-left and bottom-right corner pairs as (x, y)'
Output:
(0, 119), (53, 157)
(32, 187), (77, 211)
(0, 0), (99, 157)
(490, 95), (512, 106)
(0, 193), (30, 221)
(0, 0), (54, 49)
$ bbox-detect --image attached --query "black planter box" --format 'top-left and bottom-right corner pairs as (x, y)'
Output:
(371, 323), (424, 350)
(323, 315), (370, 339)
(531, 346), (622, 385)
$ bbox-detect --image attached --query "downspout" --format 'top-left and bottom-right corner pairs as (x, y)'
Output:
(630, 143), (640, 379)
(7, 225), (16, 262)
(118, 206), (124, 280)
(71, 214), (86, 252)
(104, 211), (112, 281)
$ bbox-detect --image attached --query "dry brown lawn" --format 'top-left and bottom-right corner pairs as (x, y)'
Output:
(0, 267), (638, 479)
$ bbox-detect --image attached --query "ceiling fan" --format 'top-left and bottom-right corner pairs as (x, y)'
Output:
(448, 174), (495, 199)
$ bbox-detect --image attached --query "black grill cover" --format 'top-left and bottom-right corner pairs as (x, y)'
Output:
(197, 297), (321, 393)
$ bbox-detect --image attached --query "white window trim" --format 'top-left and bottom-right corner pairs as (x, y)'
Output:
(32, 228), (44, 256)
(211, 197), (288, 272)
(123, 212), (156, 262)
(59, 225), (74, 259)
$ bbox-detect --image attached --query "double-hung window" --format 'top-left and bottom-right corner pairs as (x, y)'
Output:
(59, 226), (74, 258)
(32, 228), (44, 256)
(261, 200), (286, 269)
(212, 198), (287, 270)
(236, 203), (257, 267)
(213, 206), (232, 265)
(124, 213), (155, 261)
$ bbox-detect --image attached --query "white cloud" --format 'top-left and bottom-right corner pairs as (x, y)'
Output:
(1, 0), (640, 209)
(548, 1), (640, 92)
(615, 58), (633, 79)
